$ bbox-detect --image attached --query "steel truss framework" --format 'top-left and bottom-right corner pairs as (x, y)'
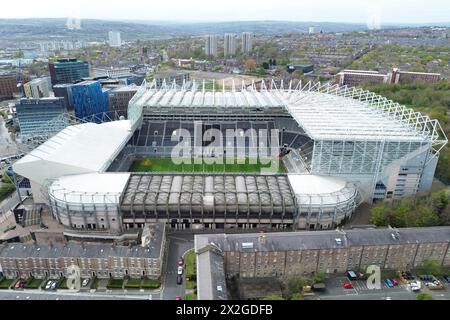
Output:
(128, 79), (448, 175)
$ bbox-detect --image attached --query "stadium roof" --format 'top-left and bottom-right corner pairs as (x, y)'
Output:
(129, 80), (447, 147)
(49, 173), (130, 205)
(287, 174), (357, 206)
(13, 120), (133, 185)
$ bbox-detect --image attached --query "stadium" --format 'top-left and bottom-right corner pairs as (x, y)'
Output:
(12, 80), (448, 235)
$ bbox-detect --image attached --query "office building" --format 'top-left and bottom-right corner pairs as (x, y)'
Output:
(70, 81), (110, 119)
(0, 73), (30, 100)
(205, 35), (218, 57)
(241, 32), (253, 53)
(108, 31), (122, 47)
(287, 64), (314, 74)
(23, 77), (52, 99)
(108, 85), (138, 117)
(15, 97), (68, 139)
(389, 68), (441, 84)
(335, 70), (387, 86)
(48, 58), (89, 85)
(224, 33), (236, 57)
(53, 84), (75, 111)
(153, 71), (191, 88)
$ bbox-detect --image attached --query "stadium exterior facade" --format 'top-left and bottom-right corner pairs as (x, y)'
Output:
(13, 80), (448, 235)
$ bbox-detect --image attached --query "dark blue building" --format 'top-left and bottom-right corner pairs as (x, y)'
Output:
(48, 58), (90, 85)
(70, 81), (110, 120)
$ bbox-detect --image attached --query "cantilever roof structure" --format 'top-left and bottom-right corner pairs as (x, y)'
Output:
(13, 120), (133, 185)
(129, 80), (447, 150)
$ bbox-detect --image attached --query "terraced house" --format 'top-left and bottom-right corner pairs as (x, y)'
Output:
(0, 224), (165, 280)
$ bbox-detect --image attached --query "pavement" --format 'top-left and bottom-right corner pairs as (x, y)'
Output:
(161, 233), (195, 300)
(0, 117), (17, 157)
(0, 289), (155, 300)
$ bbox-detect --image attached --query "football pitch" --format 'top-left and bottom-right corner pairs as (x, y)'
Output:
(129, 158), (286, 173)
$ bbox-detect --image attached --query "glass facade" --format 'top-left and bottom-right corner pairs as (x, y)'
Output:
(16, 97), (68, 139)
(48, 59), (89, 85)
(70, 81), (110, 121)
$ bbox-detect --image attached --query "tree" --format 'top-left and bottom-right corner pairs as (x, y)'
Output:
(422, 259), (443, 277)
(290, 293), (304, 300)
(256, 67), (266, 76)
(244, 59), (257, 71)
(313, 272), (326, 284)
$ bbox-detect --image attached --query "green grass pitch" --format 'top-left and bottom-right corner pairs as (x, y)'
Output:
(129, 158), (286, 173)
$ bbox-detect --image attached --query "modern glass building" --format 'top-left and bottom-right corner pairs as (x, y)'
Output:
(15, 97), (68, 140)
(48, 58), (89, 85)
(70, 80), (110, 120)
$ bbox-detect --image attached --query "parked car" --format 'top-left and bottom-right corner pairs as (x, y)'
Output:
(45, 281), (53, 290)
(176, 275), (183, 285)
(175, 295), (182, 300)
(347, 270), (357, 280)
(443, 275), (450, 283)
(419, 275), (434, 282)
(385, 279), (394, 288)
(50, 282), (57, 290)
(177, 266), (184, 275)
(82, 279), (90, 287)
(391, 278), (398, 286)
(409, 281), (421, 292)
(343, 283), (354, 289)
(15, 280), (24, 290)
(178, 258), (184, 266)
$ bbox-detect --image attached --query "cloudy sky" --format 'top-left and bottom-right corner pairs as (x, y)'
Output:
(0, 0), (449, 24)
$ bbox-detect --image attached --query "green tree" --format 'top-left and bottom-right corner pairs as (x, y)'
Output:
(262, 294), (285, 300)
(416, 293), (433, 300)
(422, 259), (443, 276)
(290, 293), (304, 300)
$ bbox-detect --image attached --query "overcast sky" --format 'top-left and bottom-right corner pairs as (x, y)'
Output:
(0, 0), (449, 24)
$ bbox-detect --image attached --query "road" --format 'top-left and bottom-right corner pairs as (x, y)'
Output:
(0, 192), (20, 215)
(161, 233), (195, 300)
(0, 117), (17, 157)
(0, 290), (155, 300)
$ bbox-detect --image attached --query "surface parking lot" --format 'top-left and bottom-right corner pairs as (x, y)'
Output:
(323, 275), (414, 299)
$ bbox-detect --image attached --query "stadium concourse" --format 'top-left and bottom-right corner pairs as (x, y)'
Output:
(12, 80), (448, 236)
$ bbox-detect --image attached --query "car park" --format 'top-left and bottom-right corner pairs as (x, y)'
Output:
(176, 275), (182, 285)
(343, 283), (354, 289)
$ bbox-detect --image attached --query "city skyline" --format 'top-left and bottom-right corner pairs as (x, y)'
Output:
(0, 0), (449, 25)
